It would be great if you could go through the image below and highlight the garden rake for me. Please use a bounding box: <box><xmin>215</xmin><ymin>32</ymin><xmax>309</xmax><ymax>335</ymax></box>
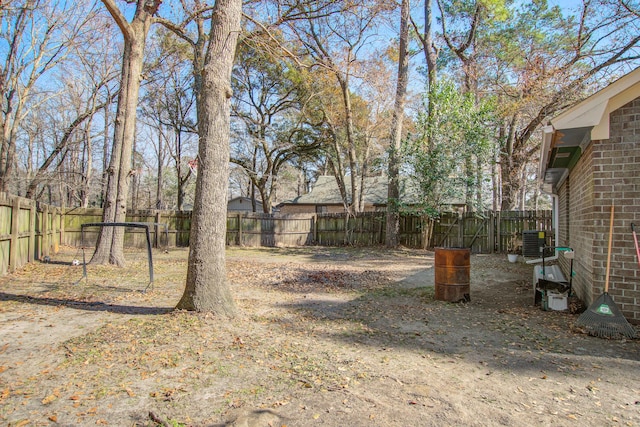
<box><xmin>575</xmin><ymin>205</ymin><xmax>636</xmax><ymax>339</ymax></box>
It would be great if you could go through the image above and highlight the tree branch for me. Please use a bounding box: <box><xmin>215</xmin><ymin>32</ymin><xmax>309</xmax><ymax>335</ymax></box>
<box><xmin>100</xmin><ymin>0</ymin><xmax>133</xmax><ymax>41</ymax></box>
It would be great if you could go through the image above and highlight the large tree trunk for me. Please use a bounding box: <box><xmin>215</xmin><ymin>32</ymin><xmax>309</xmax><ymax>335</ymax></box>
<box><xmin>386</xmin><ymin>0</ymin><xmax>410</xmax><ymax>248</ymax></box>
<box><xmin>156</xmin><ymin>131</ymin><xmax>164</xmax><ymax>209</ymax></box>
<box><xmin>92</xmin><ymin>0</ymin><xmax>159</xmax><ymax>266</ymax></box>
<box><xmin>338</xmin><ymin>76</ymin><xmax>360</xmax><ymax>213</ymax></box>
<box><xmin>499</xmin><ymin>114</ymin><xmax>523</xmax><ymax>211</ymax></box>
<box><xmin>101</xmin><ymin>90</ymin><xmax>111</xmax><ymax>207</ymax></box>
<box><xmin>82</xmin><ymin>114</ymin><xmax>93</xmax><ymax>208</ymax></box>
<box><xmin>176</xmin><ymin>0</ymin><xmax>241</xmax><ymax>315</ymax></box>
<box><xmin>420</xmin><ymin>0</ymin><xmax>438</xmax><ymax>130</ymax></box>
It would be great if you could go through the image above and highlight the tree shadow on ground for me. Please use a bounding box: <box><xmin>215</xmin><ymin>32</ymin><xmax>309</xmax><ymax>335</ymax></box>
<box><xmin>276</xmin><ymin>279</ymin><xmax>640</xmax><ymax>375</ymax></box>
<box><xmin>0</xmin><ymin>291</ymin><xmax>173</xmax><ymax>315</ymax></box>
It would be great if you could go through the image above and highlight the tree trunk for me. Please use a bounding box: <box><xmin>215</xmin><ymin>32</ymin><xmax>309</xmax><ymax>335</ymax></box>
<box><xmin>475</xmin><ymin>155</ymin><xmax>482</xmax><ymax>211</ymax></box>
<box><xmin>156</xmin><ymin>130</ymin><xmax>163</xmax><ymax>209</ymax></box>
<box><xmin>130</xmin><ymin>135</ymin><xmax>139</xmax><ymax>210</ymax></box>
<box><xmin>176</xmin><ymin>0</ymin><xmax>241</xmax><ymax>315</ymax></box>
<box><xmin>92</xmin><ymin>0</ymin><xmax>159</xmax><ymax>266</ymax></box>
<box><xmin>386</xmin><ymin>0</ymin><xmax>410</xmax><ymax>248</ymax></box>
<box><xmin>92</xmin><ymin>33</ymin><xmax>143</xmax><ymax>265</ymax></box>
<box><xmin>499</xmin><ymin>114</ymin><xmax>522</xmax><ymax>211</ymax></box>
<box><xmin>338</xmin><ymin>76</ymin><xmax>360</xmax><ymax>213</ymax></box>
<box><xmin>82</xmin><ymin>115</ymin><xmax>93</xmax><ymax>208</ymax></box>
<box><xmin>101</xmin><ymin>90</ymin><xmax>111</xmax><ymax>207</ymax></box>
<box><xmin>422</xmin><ymin>0</ymin><xmax>438</xmax><ymax>136</ymax></box>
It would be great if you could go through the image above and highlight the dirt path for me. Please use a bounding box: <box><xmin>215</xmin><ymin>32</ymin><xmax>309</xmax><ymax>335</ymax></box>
<box><xmin>0</xmin><ymin>247</ymin><xmax>639</xmax><ymax>426</ymax></box>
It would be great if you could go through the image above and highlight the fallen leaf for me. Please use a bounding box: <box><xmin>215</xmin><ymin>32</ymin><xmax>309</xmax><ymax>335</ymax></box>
<box><xmin>49</xmin><ymin>415</ymin><xmax>58</xmax><ymax>422</ymax></box>
<box><xmin>42</xmin><ymin>394</ymin><xmax>57</xmax><ymax>405</ymax></box>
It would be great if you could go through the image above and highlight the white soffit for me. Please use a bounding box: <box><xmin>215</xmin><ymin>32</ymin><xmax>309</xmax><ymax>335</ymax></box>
<box><xmin>551</xmin><ymin>68</ymin><xmax>640</xmax><ymax>139</ymax></box>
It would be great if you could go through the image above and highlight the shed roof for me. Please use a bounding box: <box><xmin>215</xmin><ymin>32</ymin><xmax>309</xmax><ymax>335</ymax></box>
<box><xmin>291</xmin><ymin>175</ymin><xmax>420</xmax><ymax>205</ymax></box>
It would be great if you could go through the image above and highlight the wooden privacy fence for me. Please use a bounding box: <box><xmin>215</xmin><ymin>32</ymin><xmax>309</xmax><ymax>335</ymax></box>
<box><xmin>63</xmin><ymin>208</ymin><xmax>185</xmax><ymax>249</ymax></box>
<box><xmin>61</xmin><ymin>209</ymin><xmax>554</xmax><ymax>252</ymax></box>
<box><xmin>0</xmin><ymin>195</ymin><xmax>554</xmax><ymax>277</ymax></box>
<box><xmin>224</xmin><ymin>210</ymin><xmax>552</xmax><ymax>253</ymax></box>
<box><xmin>225</xmin><ymin>213</ymin><xmax>314</xmax><ymax>247</ymax></box>
<box><xmin>432</xmin><ymin>210</ymin><xmax>554</xmax><ymax>253</ymax></box>
<box><xmin>0</xmin><ymin>193</ymin><xmax>62</xmax><ymax>275</ymax></box>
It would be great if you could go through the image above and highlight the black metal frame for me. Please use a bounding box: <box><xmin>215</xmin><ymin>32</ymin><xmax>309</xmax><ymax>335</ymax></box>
<box><xmin>80</xmin><ymin>222</ymin><xmax>154</xmax><ymax>290</ymax></box>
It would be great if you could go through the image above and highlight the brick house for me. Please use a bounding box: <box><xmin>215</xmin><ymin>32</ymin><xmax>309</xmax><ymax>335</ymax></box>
<box><xmin>539</xmin><ymin>68</ymin><xmax>640</xmax><ymax>323</ymax></box>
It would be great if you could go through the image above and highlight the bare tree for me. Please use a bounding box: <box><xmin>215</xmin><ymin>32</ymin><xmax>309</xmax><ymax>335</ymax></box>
<box><xmin>386</xmin><ymin>0</ymin><xmax>410</xmax><ymax>247</ymax></box>
<box><xmin>141</xmin><ymin>33</ymin><xmax>197</xmax><ymax>211</ymax></box>
<box><xmin>24</xmin><ymin>81</ymin><xmax>117</xmax><ymax>200</ymax></box>
<box><xmin>287</xmin><ymin>0</ymin><xmax>393</xmax><ymax>213</ymax></box>
<box><xmin>0</xmin><ymin>0</ymin><xmax>91</xmax><ymax>193</ymax></box>
<box><xmin>172</xmin><ymin>0</ymin><xmax>243</xmax><ymax>315</ymax></box>
<box><xmin>91</xmin><ymin>0</ymin><xmax>161</xmax><ymax>266</ymax></box>
<box><xmin>230</xmin><ymin>40</ymin><xmax>322</xmax><ymax>213</ymax></box>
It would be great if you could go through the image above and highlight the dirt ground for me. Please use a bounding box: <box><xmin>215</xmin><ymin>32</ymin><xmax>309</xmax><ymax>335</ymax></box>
<box><xmin>0</xmin><ymin>246</ymin><xmax>639</xmax><ymax>427</ymax></box>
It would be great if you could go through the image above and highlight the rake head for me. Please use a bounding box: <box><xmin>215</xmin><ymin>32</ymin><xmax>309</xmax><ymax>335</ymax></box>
<box><xmin>575</xmin><ymin>293</ymin><xmax>636</xmax><ymax>339</ymax></box>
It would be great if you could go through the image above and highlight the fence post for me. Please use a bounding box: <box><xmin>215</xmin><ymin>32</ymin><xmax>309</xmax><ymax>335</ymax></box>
<box><xmin>488</xmin><ymin>211</ymin><xmax>494</xmax><ymax>254</ymax></box>
<box><xmin>237</xmin><ymin>213</ymin><xmax>242</xmax><ymax>246</ymax></box>
<box><xmin>312</xmin><ymin>214</ymin><xmax>318</xmax><ymax>244</ymax></box>
<box><xmin>496</xmin><ymin>211</ymin><xmax>502</xmax><ymax>253</ymax></box>
<box><xmin>59</xmin><ymin>207</ymin><xmax>65</xmax><ymax>249</ymax></box>
<box><xmin>9</xmin><ymin>196</ymin><xmax>20</xmax><ymax>273</ymax></box>
<box><xmin>42</xmin><ymin>204</ymin><xmax>49</xmax><ymax>258</ymax></box>
<box><xmin>29</xmin><ymin>200</ymin><xmax>36</xmax><ymax>261</ymax></box>
<box><xmin>155</xmin><ymin>211</ymin><xmax>161</xmax><ymax>248</ymax></box>
<box><xmin>458</xmin><ymin>210</ymin><xmax>464</xmax><ymax>248</ymax></box>
<box><xmin>53</xmin><ymin>207</ymin><xmax>59</xmax><ymax>253</ymax></box>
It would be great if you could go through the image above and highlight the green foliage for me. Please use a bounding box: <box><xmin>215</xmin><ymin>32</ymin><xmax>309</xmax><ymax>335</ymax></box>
<box><xmin>407</xmin><ymin>80</ymin><xmax>496</xmax><ymax>217</ymax></box>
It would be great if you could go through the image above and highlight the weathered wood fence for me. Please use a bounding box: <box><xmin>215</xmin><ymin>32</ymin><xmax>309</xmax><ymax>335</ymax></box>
<box><xmin>0</xmin><ymin>193</ymin><xmax>553</xmax><ymax>274</ymax></box>
<box><xmin>431</xmin><ymin>210</ymin><xmax>554</xmax><ymax>253</ymax></box>
<box><xmin>62</xmin><ymin>209</ymin><xmax>553</xmax><ymax>253</ymax></box>
<box><xmin>0</xmin><ymin>193</ymin><xmax>62</xmax><ymax>275</ymax></box>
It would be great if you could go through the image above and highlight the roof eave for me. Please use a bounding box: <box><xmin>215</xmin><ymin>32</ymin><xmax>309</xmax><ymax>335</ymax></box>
<box><xmin>540</xmin><ymin>67</ymin><xmax>640</xmax><ymax>193</ymax></box>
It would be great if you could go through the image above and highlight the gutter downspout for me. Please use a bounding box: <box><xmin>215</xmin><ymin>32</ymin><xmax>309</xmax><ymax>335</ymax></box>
<box><xmin>527</xmin><ymin>124</ymin><xmax>559</xmax><ymax>265</ymax></box>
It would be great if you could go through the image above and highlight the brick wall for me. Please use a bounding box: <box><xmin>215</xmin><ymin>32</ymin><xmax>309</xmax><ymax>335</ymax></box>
<box><xmin>558</xmin><ymin>96</ymin><xmax>640</xmax><ymax>322</ymax></box>
<box><xmin>594</xmin><ymin>97</ymin><xmax>640</xmax><ymax>322</ymax></box>
<box><xmin>561</xmin><ymin>143</ymin><xmax>596</xmax><ymax>305</ymax></box>
<box><xmin>568</xmin><ymin>98</ymin><xmax>640</xmax><ymax>323</ymax></box>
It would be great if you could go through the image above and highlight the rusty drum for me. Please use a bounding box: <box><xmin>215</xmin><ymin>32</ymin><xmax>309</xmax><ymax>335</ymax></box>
<box><xmin>434</xmin><ymin>248</ymin><xmax>470</xmax><ymax>302</ymax></box>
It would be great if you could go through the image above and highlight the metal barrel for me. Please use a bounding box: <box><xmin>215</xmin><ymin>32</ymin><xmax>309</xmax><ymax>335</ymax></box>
<box><xmin>434</xmin><ymin>247</ymin><xmax>470</xmax><ymax>302</ymax></box>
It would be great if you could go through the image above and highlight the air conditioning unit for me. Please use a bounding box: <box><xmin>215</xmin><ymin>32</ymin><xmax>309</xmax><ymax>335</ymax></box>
<box><xmin>523</xmin><ymin>230</ymin><xmax>546</xmax><ymax>257</ymax></box>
